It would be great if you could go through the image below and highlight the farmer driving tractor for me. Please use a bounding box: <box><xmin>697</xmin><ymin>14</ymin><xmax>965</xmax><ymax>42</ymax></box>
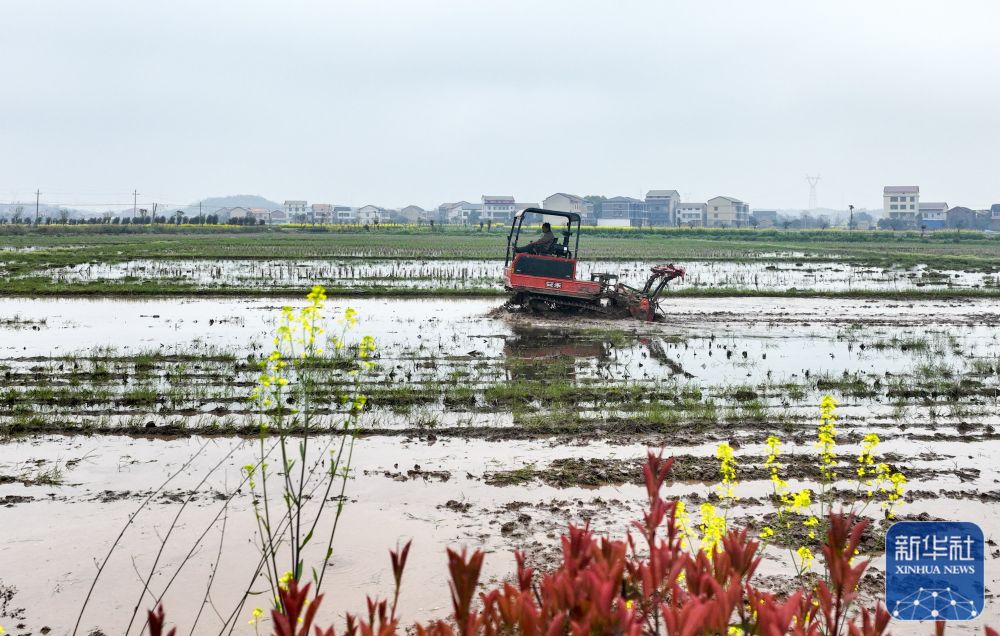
<box><xmin>503</xmin><ymin>208</ymin><xmax>685</xmax><ymax>321</ymax></box>
<box><xmin>514</xmin><ymin>222</ymin><xmax>556</xmax><ymax>254</ymax></box>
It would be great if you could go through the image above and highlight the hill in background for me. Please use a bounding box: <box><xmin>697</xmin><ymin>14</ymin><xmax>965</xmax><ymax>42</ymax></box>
<box><xmin>186</xmin><ymin>194</ymin><xmax>282</xmax><ymax>214</ymax></box>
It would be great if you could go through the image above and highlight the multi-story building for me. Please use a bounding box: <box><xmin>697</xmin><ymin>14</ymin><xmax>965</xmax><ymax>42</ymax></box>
<box><xmin>334</xmin><ymin>206</ymin><xmax>356</xmax><ymax>223</ymax></box>
<box><xmin>883</xmin><ymin>186</ymin><xmax>919</xmax><ymax>227</ymax></box>
<box><xmin>991</xmin><ymin>204</ymin><xmax>1000</xmax><ymax>231</ymax></box>
<box><xmin>644</xmin><ymin>190</ymin><xmax>680</xmax><ymax>226</ymax></box>
<box><xmin>600</xmin><ymin>196</ymin><xmax>646</xmax><ymax>227</ymax></box>
<box><xmin>541</xmin><ymin>193</ymin><xmax>595</xmax><ymax>225</ymax></box>
<box><xmin>676</xmin><ymin>203</ymin><xmax>707</xmax><ymax>227</ymax></box>
<box><xmin>752</xmin><ymin>209</ymin><xmax>778</xmax><ymax>228</ymax></box>
<box><xmin>283</xmin><ymin>200</ymin><xmax>308</xmax><ymax>219</ymax></box>
<box><xmin>918</xmin><ymin>202</ymin><xmax>948</xmax><ymax>229</ymax></box>
<box><xmin>706</xmin><ymin>196</ymin><xmax>750</xmax><ymax>227</ymax></box>
<box><xmin>310</xmin><ymin>203</ymin><xmax>333</xmax><ymax>223</ymax></box>
<box><xmin>481</xmin><ymin>196</ymin><xmax>515</xmax><ymax>223</ymax></box>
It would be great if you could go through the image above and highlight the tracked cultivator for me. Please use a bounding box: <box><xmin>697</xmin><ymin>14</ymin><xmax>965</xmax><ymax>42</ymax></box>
<box><xmin>502</xmin><ymin>208</ymin><xmax>685</xmax><ymax>321</ymax></box>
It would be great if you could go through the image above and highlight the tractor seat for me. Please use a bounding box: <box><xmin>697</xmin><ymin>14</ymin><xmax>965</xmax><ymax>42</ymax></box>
<box><xmin>548</xmin><ymin>243</ymin><xmax>570</xmax><ymax>258</ymax></box>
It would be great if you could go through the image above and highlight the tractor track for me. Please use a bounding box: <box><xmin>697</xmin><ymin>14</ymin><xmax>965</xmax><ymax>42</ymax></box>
<box><xmin>502</xmin><ymin>293</ymin><xmax>630</xmax><ymax>319</ymax></box>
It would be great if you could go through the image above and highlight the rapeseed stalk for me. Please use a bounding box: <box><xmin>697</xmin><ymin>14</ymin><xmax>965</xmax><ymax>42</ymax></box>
<box><xmin>850</xmin><ymin>432</ymin><xmax>907</xmax><ymax>520</ymax></box>
<box><xmin>698</xmin><ymin>441</ymin><xmax>739</xmax><ymax>555</ymax></box>
<box><xmin>759</xmin><ymin>396</ymin><xmax>907</xmax><ymax>579</ymax></box>
<box><xmin>244</xmin><ymin>285</ymin><xmax>375</xmax><ymax>605</ymax></box>
<box><xmin>816</xmin><ymin>395</ymin><xmax>838</xmax><ymax>509</ymax></box>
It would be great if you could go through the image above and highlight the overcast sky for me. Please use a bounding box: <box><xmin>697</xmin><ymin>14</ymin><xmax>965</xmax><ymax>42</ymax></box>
<box><xmin>2</xmin><ymin>0</ymin><xmax>998</xmax><ymax>211</ymax></box>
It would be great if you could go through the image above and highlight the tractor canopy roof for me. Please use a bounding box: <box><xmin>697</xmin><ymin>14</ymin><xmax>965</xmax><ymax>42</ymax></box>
<box><xmin>516</xmin><ymin>207</ymin><xmax>581</xmax><ymax>223</ymax></box>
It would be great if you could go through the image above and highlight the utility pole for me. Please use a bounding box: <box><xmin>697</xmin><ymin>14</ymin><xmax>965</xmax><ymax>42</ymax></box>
<box><xmin>849</xmin><ymin>204</ymin><xmax>855</xmax><ymax>232</ymax></box>
<box><xmin>35</xmin><ymin>189</ymin><xmax>41</xmax><ymax>224</ymax></box>
<box><xmin>133</xmin><ymin>189</ymin><xmax>139</xmax><ymax>218</ymax></box>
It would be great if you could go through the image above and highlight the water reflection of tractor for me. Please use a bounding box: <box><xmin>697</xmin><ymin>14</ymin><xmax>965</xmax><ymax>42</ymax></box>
<box><xmin>502</xmin><ymin>208</ymin><xmax>685</xmax><ymax>321</ymax></box>
<box><xmin>502</xmin><ymin>326</ymin><xmax>613</xmax><ymax>383</ymax></box>
<box><xmin>504</xmin><ymin>329</ymin><xmax>611</xmax><ymax>360</ymax></box>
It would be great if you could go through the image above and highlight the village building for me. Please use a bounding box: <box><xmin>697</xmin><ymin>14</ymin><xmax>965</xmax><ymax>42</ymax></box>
<box><xmin>883</xmin><ymin>186</ymin><xmax>919</xmax><ymax>228</ymax></box>
<box><xmin>706</xmin><ymin>196</ymin><xmax>750</xmax><ymax>227</ymax></box>
<box><xmin>644</xmin><ymin>190</ymin><xmax>680</xmax><ymax>226</ymax></box>
<box><xmin>917</xmin><ymin>202</ymin><xmax>948</xmax><ymax>229</ymax></box>
<box><xmin>481</xmin><ymin>196</ymin><xmax>515</xmax><ymax>223</ymax></box>
<box><xmin>600</xmin><ymin>196</ymin><xmax>646</xmax><ymax>227</ymax></box>
<box><xmin>399</xmin><ymin>205</ymin><xmax>428</xmax><ymax>223</ymax></box>
<box><xmin>676</xmin><ymin>202</ymin><xmax>707</xmax><ymax>227</ymax></box>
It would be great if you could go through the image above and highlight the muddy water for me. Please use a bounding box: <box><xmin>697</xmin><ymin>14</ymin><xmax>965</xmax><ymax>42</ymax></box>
<box><xmin>2</xmin><ymin>297</ymin><xmax>997</xmax><ymax>378</ymax></box>
<box><xmin>39</xmin><ymin>258</ymin><xmax>1000</xmax><ymax>291</ymax></box>
<box><xmin>2</xmin><ymin>433</ymin><xmax>999</xmax><ymax>633</ymax></box>
<box><xmin>1</xmin><ymin>296</ymin><xmax>999</xmax><ymax>632</ymax></box>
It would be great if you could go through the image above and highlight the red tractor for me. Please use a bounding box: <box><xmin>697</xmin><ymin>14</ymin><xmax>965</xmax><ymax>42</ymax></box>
<box><xmin>502</xmin><ymin>208</ymin><xmax>685</xmax><ymax>321</ymax></box>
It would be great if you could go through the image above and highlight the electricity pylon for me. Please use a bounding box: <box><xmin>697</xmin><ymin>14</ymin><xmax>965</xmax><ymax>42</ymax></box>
<box><xmin>805</xmin><ymin>175</ymin><xmax>820</xmax><ymax>210</ymax></box>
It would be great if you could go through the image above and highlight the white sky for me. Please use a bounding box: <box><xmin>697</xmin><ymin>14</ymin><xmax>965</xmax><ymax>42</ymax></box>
<box><xmin>2</xmin><ymin>0</ymin><xmax>998</xmax><ymax>210</ymax></box>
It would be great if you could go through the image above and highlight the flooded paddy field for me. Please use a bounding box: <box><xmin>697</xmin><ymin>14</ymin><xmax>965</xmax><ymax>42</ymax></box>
<box><xmin>1</xmin><ymin>294</ymin><xmax>999</xmax><ymax>632</ymax></box>
<box><xmin>35</xmin><ymin>258</ymin><xmax>1000</xmax><ymax>294</ymax></box>
<box><xmin>4</xmin><ymin>229</ymin><xmax>1000</xmax><ymax>300</ymax></box>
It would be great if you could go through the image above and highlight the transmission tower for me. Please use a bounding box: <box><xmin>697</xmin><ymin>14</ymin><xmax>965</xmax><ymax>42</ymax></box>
<box><xmin>805</xmin><ymin>175</ymin><xmax>820</xmax><ymax>210</ymax></box>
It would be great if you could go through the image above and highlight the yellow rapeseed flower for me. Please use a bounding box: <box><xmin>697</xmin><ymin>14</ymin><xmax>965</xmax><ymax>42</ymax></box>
<box><xmin>699</xmin><ymin>502</ymin><xmax>727</xmax><ymax>554</ymax></box>
<box><xmin>715</xmin><ymin>441</ymin><xmax>738</xmax><ymax>500</ymax></box>
<box><xmin>674</xmin><ymin>500</ymin><xmax>694</xmax><ymax>542</ymax></box>
<box><xmin>816</xmin><ymin>395</ymin><xmax>838</xmax><ymax>481</ymax></box>
<box><xmin>797</xmin><ymin>546</ymin><xmax>815</xmax><ymax>571</ymax></box>
<box><xmin>248</xmin><ymin>606</ymin><xmax>264</xmax><ymax>625</ymax></box>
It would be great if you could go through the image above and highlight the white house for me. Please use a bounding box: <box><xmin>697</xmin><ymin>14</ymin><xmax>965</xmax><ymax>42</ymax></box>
<box><xmin>883</xmin><ymin>186</ymin><xmax>919</xmax><ymax>227</ymax></box>
<box><xmin>448</xmin><ymin>202</ymin><xmax>482</xmax><ymax>224</ymax></box>
<box><xmin>676</xmin><ymin>203</ymin><xmax>707</xmax><ymax>227</ymax></box>
<box><xmin>436</xmin><ymin>201</ymin><xmax>468</xmax><ymax>223</ymax></box>
<box><xmin>283</xmin><ymin>200</ymin><xmax>308</xmax><ymax>218</ymax></box>
<box><xmin>706</xmin><ymin>196</ymin><xmax>750</xmax><ymax>227</ymax></box>
<box><xmin>481</xmin><ymin>196</ymin><xmax>515</xmax><ymax>222</ymax></box>
<box><xmin>357</xmin><ymin>205</ymin><xmax>391</xmax><ymax>224</ymax></box>
<box><xmin>334</xmin><ymin>206</ymin><xmax>357</xmax><ymax>223</ymax></box>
